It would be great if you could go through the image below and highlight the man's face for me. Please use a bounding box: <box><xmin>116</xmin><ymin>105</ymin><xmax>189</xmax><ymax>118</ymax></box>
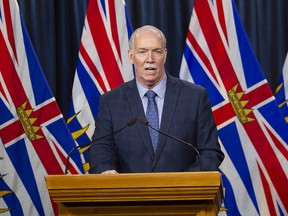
<box><xmin>128</xmin><ymin>29</ymin><xmax>167</xmax><ymax>89</ymax></box>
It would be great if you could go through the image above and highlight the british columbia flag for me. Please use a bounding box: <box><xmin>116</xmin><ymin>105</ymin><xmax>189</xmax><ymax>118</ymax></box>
<box><xmin>275</xmin><ymin>53</ymin><xmax>288</xmax><ymax>122</ymax></box>
<box><xmin>67</xmin><ymin>0</ymin><xmax>134</xmax><ymax>172</ymax></box>
<box><xmin>0</xmin><ymin>0</ymin><xmax>83</xmax><ymax>215</ymax></box>
<box><xmin>180</xmin><ymin>0</ymin><xmax>288</xmax><ymax>215</ymax></box>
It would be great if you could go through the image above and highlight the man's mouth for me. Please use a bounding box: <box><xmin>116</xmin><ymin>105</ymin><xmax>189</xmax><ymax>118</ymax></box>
<box><xmin>144</xmin><ymin>64</ymin><xmax>157</xmax><ymax>71</ymax></box>
<box><xmin>145</xmin><ymin>67</ymin><xmax>156</xmax><ymax>71</ymax></box>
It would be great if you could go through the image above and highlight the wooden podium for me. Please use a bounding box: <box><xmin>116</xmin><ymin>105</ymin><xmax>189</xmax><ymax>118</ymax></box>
<box><xmin>46</xmin><ymin>172</ymin><xmax>223</xmax><ymax>216</ymax></box>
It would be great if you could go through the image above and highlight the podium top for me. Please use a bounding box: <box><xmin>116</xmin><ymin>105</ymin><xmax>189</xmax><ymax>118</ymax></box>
<box><xmin>46</xmin><ymin>172</ymin><xmax>224</xmax><ymax>215</ymax></box>
<box><xmin>46</xmin><ymin>172</ymin><xmax>223</xmax><ymax>205</ymax></box>
<box><xmin>46</xmin><ymin>171</ymin><xmax>221</xmax><ymax>189</ymax></box>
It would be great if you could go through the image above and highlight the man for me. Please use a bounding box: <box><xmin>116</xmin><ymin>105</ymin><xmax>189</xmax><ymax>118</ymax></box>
<box><xmin>88</xmin><ymin>25</ymin><xmax>224</xmax><ymax>174</ymax></box>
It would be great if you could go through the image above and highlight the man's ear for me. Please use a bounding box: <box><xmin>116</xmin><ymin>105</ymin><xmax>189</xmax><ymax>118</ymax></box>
<box><xmin>163</xmin><ymin>48</ymin><xmax>168</xmax><ymax>64</ymax></box>
<box><xmin>128</xmin><ymin>49</ymin><xmax>134</xmax><ymax>64</ymax></box>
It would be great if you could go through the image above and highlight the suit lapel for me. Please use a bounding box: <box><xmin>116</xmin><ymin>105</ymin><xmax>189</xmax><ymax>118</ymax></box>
<box><xmin>126</xmin><ymin>80</ymin><xmax>155</xmax><ymax>160</ymax></box>
<box><xmin>152</xmin><ymin>75</ymin><xmax>180</xmax><ymax>168</ymax></box>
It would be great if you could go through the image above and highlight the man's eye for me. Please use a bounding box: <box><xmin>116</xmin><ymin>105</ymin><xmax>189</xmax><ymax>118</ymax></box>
<box><xmin>138</xmin><ymin>50</ymin><xmax>147</xmax><ymax>55</ymax></box>
<box><xmin>154</xmin><ymin>50</ymin><xmax>163</xmax><ymax>55</ymax></box>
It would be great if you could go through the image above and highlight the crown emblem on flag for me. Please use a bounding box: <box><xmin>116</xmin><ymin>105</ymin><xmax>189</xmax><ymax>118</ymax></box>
<box><xmin>17</xmin><ymin>101</ymin><xmax>43</xmax><ymax>141</ymax></box>
<box><xmin>227</xmin><ymin>84</ymin><xmax>254</xmax><ymax>123</ymax></box>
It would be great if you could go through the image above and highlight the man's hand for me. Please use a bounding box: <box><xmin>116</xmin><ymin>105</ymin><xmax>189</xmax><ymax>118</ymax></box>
<box><xmin>101</xmin><ymin>169</ymin><xmax>119</xmax><ymax>174</ymax></box>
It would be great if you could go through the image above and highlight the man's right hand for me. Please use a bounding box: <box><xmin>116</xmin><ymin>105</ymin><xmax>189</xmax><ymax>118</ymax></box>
<box><xmin>101</xmin><ymin>170</ymin><xmax>118</xmax><ymax>174</ymax></box>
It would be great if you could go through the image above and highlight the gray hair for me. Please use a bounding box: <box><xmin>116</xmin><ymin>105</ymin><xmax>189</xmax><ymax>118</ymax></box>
<box><xmin>129</xmin><ymin>25</ymin><xmax>167</xmax><ymax>50</ymax></box>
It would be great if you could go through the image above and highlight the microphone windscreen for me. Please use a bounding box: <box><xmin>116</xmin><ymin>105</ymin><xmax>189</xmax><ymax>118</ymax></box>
<box><xmin>127</xmin><ymin>117</ymin><xmax>137</xmax><ymax>126</ymax></box>
<box><xmin>139</xmin><ymin>116</ymin><xmax>148</xmax><ymax>125</ymax></box>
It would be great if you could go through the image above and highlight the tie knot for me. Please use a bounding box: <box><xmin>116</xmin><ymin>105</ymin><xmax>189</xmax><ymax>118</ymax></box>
<box><xmin>145</xmin><ymin>90</ymin><xmax>157</xmax><ymax>99</ymax></box>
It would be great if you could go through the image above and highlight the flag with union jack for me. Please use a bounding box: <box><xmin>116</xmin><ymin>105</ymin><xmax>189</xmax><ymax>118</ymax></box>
<box><xmin>67</xmin><ymin>0</ymin><xmax>134</xmax><ymax>172</ymax></box>
<box><xmin>0</xmin><ymin>0</ymin><xmax>83</xmax><ymax>215</ymax></box>
<box><xmin>180</xmin><ymin>0</ymin><xmax>288</xmax><ymax>215</ymax></box>
<box><xmin>275</xmin><ymin>53</ymin><xmax>288</xmax><ymax>122</ymax></box>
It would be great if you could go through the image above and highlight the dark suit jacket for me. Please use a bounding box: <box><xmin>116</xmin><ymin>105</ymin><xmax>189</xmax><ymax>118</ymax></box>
<box><xmin>88</xmin><ymin>74</ymin><xmax>224</xmax><ymax>173</ymax></box>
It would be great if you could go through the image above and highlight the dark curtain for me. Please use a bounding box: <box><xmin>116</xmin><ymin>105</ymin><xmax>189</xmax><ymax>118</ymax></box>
<box><xmin>17</xmin><ymin>0</ymin><xmax>288</xmax><ymax>119</ymax></box>
<box><xmin>235</xmin><ymin>0</ymin><xmax>288</xmax><ymax>92</ymax></box>
<box><xmin>17</xmin><ymin>0</ymin><xmax>88</xmax><ymax>117</ymax></box>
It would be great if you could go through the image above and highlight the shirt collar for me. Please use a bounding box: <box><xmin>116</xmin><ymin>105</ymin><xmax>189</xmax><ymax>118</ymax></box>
<box><xmin>137</xmin><ymin>73</ymin><xmax>167</xmax><ymax>99</ymax></box>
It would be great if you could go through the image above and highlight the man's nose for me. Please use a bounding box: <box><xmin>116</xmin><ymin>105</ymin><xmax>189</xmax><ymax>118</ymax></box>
<box><xmin>146</xmin><ymin>50</ymin><xmax>154</xmax><ymax>62</ymax></box>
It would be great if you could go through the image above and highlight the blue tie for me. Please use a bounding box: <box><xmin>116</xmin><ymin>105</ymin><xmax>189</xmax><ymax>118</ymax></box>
<box><xmin>145</xmin><ymin>90</ymin><xmax>159</xmax><ymax>152</ymax></box>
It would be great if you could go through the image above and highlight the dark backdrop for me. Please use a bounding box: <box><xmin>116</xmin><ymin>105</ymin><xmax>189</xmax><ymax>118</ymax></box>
<box><xmin>17</xmin><ymin>0</ymin><xmax>288</xmax><ymax>119</ymax></box>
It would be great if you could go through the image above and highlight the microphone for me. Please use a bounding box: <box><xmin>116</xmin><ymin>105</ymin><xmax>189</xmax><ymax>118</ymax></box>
<box><xmin>139</xmin><ymin>116</ymin><xmax>204</xmax><ymax>171</ymax></box>
<box><xmin>64</xmin><ymin>117</ymin><xmax>137</xmax><ymax>174</ymax></box>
